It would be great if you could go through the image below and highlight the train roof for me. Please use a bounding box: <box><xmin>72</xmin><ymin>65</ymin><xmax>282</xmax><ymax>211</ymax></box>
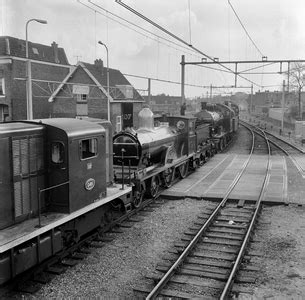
<box><xmin>0</xmin><ymin>121</ymin><xmax>44</xmax><ymax>135</ymax></box>
<box><xmin>33</xmin><ymin>118</ymin><xmax>105</xmax><ymax>138</ymax></box>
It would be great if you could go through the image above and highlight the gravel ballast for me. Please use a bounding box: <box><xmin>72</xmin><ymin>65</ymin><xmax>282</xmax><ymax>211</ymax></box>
<box><xmin>34</xmin><ymin>199</ymin><xmax>215</xmax><ymax>299</ymax></box>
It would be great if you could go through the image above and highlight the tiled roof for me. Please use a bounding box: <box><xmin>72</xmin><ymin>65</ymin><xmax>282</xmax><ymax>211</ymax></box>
<box><xmin>0</xmin><ymin>36</ymin><xmax>69</xmax><ymax>65</ymax></box>
<box><xmin>82</xmin><ymin>62</ymin><xmax>143</xmax><ymax>101</ymax></box>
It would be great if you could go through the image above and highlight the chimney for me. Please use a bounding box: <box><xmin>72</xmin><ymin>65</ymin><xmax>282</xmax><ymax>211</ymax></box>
<box><xmin>94</xmin><ymin>58</ymin><xmax>104</xmax><ymax>70</ymax></box>
<box><xmin>51</xmin><ymin>41</ymin><xmax>59</xmax><ymax>63</ymax></box>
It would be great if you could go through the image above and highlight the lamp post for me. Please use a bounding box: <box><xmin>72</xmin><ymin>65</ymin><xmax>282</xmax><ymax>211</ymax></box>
<box><xmin>26</xmin><ymin>18</ymin><xmax>47</xmax><ymax>120</ymax></box>
<box><xmin>98</xmin><ymin>41</ymin><xmax>110</xmax><ymax>122</ymax></box>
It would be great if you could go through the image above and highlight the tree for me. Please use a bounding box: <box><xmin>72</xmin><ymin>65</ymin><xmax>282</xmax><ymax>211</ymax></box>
<box><xmin>286</xmin><ymin>62</ymin><xmax>305</xmax><ymax>120</ymax></box>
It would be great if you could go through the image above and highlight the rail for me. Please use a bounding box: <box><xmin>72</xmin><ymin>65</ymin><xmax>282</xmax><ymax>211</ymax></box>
<box><xmin>220</xmin><ymin>122</ymin><xmax>271</xmax><ymax>299</ymax></box>
<box><xmin>146</xmin><ymin>119</ymin><xmax>263</xmax><ymax>300</ymax></box>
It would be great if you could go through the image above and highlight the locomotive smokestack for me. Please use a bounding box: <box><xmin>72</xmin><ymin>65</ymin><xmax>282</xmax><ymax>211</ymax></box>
<box><xmin>138</xmin><ymin>106</ymin><xmax>154</xmax><ymax>131</ymax></box>
<box><xmin>201</xmin><ymin>102</ymin><xmax>207</xmax><ymax>110</ymax></box>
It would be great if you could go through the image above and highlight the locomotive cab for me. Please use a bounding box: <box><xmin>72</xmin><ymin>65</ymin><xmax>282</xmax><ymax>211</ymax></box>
<box><xmin>41</xmin><ymin>119</ymin><xmax>107</xmax><ymax>213</ymax></box>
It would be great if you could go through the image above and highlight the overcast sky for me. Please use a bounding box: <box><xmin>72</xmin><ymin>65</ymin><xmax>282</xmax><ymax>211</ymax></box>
<box><xmin>1</xmin><ymin>0</ymin><xmax>305</xmax><ymax>98</ymax></box>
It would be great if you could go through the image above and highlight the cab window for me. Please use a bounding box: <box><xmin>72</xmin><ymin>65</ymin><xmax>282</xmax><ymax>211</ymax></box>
<box><xmin>51</xmin><ymin>142</ymin><xmax>64</xmax><ymax>164</ymax></box>
<box><xmin>80</xmin><ymin>138</ymin><xmax>98</xmax><ymax>159</ymax></box>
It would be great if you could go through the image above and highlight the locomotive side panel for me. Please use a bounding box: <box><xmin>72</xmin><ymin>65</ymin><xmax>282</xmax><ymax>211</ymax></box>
<box><xmin>44</xmin><ymin>119</ymin><xmax>107</xmax><ymax>213</ymax></box>
<box><xmin>46</xmin><ymin>126</ymin><xmax>69</xmax><ymax>213</ymax></box>
<box><xmin>69</xmin><ymin>133</ymin><xmax>106</xmax><ymax>212</ymax></box>
<box><xmin>82</xmin><ymin>118</ymin><xmax>113</xmax><ymax>185</ymax></box>
<box><xmin>195</xmin><ymin>123</ymin><xmax>210</xmax><ymax>145</ymax></box>
<box><xmin>0</xmin><ymin>137</ymin><xmax>13</xmax><ymax>229</ymax></box>
<box><xmin>0</xmin><ymin>123</ymin><xmax>46</xmax><ymax>229</ymax></box>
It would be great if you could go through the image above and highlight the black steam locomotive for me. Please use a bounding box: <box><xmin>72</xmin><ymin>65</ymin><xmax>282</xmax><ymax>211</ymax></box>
<box><xmin>113</xmin><ymin>102</ymin><xmax>239</xmax><ymax>204</ymax></box>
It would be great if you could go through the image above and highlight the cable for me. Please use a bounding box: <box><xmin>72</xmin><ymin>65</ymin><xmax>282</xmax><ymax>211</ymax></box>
<box><xmin>123</xmin><ymin>72</ymin><xmax>251</xmax><ymax>89</ymax></box>
<box><xmin>83</xmin><ymin>0</ymin><xmax>202</xmax><ymax>58</ymax></box>
<box><xmin>228</xmin><ymin>0</ymin><xmax>264</xmax><ymax>57</ymax></box>
<box><xmin>115</xmin><ymin>0</ymin><xmax>261</xmax><ymax>87</ymax></box>
<box><xmin>188</xmin><ymin>0</ymin><xmax>192</xmax><ymax>46</ymax></box>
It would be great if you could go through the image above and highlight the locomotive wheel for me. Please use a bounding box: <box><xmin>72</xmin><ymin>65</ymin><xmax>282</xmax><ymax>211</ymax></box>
<box><xmin>162</xmin><ymin>167</ymin><xmax>175</xmax><ymax>188</ymax></box>
<box><xmin>219</xmin><ymin>139</ymin><xmax>223</xmax><ymax>151</ymax></box>
<box><xmin>147</xmin><ymin>175</ymin><xmax>160</xmax><ymax>198</ymax></box>
<box><xmin>133</xmin><ymin>186</ymin><xmax>144</xmax><ymax>208</ymax></box>
<box><xmin>104</xmin><ymin>209</ymin><xmax>114</xmax><ymax>224</ymax></box>
<box><xmin>179</xmin><ymin>161</ymin><xmax>189</xmax><ymax>179</ymax></box>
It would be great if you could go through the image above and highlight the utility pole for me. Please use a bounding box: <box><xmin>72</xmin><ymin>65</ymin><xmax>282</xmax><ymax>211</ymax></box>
<box><xmin>281</xmin><ymin>80</ymin><xmax>285</xmax><ymax>133</ymax></box>
<box><xmin>250</xmin><ymin>85</ymin><xmax>253</xmax><ymax>114</ymax></box>
<box><xmin>147</xmin><ymin>78</ymin><xmax>151</xmax><ymax>104</ymax></box>
<box><xmin>210</xmin><ymin>84</ymin><xmax>212</xmax><ymax>99</ymax></box>
<box><xmin>181</xmin><ymin>55</ymin><xmax>185</xmax><ymax>106</ymax></box>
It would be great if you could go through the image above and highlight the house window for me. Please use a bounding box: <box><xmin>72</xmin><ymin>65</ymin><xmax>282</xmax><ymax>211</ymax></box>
<box><xmin>80</xmin><ymin>138</ymin><xmax>98</xmax><ymax>159</ymax></box>
<box><xmin>0</xmin><ymin>78</ymin><xmax>4</xmax><ymax>96</ymax></box>
<box><xmin>32</xmin><ymin>47</ymin><xmax>39</xmax><ymax>55</ymax></box>
<box><xmin>77</xmin><ymin>94</ymin><xmax>87</xmax><ymax>102</ymax></box>
<box><xmin>0</xmin><ymin>105</ymin><xmax>9</xmax><ymax>122</ymax></box>
<box><xmin>76</xmin><ymin>94</ymin><xmax>88</xmax><ymax>117</ymax></box>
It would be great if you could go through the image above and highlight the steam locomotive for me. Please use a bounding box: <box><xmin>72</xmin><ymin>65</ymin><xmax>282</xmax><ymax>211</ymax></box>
<box><xmin>113</xmin><ymin>102</ymin><xmax>239</xmax><ymax>204</ymax></box>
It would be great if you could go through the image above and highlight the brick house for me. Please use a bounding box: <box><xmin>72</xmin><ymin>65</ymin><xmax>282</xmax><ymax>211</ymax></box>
<box><xmin>144</xmin><ymin>94</ymin><xmax>182</xmax><ymax>115</ymax></box>
<box><xmin>0</xmin><ymin>36</ymin><xmax>70</xmax><ymax>121</ymax></box>
<box><xmin>48</xmin><ymin>59</ymin><xmax>144</xmax><ymax>131</ymax></box>
<box><xmin>0</xmin><ymin>36</ymin><xmax>144</xmax><ymax>129</ymax></box>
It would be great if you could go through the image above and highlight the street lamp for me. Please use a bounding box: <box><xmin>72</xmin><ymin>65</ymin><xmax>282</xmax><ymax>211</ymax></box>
<box><xmin>26</xmin><ymin>18</ymin><xmax>47</xmax><ymax>120</ymax></box>
<box><xmin>98</xmin><ymin>41</ymin><xmax>110</xmax><ymax>122</ymax></box>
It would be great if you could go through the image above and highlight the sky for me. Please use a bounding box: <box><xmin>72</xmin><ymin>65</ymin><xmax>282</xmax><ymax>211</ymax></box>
<box><xmin>1</xmin><ymin>0</ymin><xmax>305</xmax><ymax>98</ymax></box>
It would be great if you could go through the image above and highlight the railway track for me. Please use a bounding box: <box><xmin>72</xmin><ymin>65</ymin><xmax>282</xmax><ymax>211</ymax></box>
<box><xmin>134</xmin><ymin>122</ymin><xmax>272</xmax><ymax>299</ymax></box>
<box><xmin>241</xmin><ymin>120</ymin><xmax>305</xmax><ymax>177</ymax></box>
<box><xmin>264</xmin><ymin>130</ymin><xmax>304</xmax><ymax>156</ymax></box>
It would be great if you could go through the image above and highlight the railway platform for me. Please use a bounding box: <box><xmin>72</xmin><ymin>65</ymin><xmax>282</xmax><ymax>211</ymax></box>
<box><xmin>162</xmin><ymin>154</ymin><xmax>288</xmax><ymax>204</ymax></box>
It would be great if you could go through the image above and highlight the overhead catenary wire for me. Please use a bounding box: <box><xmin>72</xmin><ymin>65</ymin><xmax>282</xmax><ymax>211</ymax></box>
<box><xmin>228</xmin><ymin>0</ymin><xmax>264</xmax><ymax>57</ymax></box>
<box><xmin>80</xmin><ymin>0</ymin><xmax>202</xmax><ymax>59</ymax></box>
<box><xmin>188</xmin><ymin>0</ymin><xmax>192</xmax><ymax>46</ymax></box>
<box><xmin>115</xmin><ymin>0</ymin><xmax>262</xmax><ymax>88</ymax></box>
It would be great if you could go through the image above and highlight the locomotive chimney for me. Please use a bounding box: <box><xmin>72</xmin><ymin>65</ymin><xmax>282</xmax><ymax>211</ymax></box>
<box><xmin>201</xmin><ymin>102</ymin><xmax>207</xmax><ymax>110</ymax></box>
<box><xmin>138</xmin><ymin>106</ymin><xmax>154</xmax><ymax>131</ymax></box>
